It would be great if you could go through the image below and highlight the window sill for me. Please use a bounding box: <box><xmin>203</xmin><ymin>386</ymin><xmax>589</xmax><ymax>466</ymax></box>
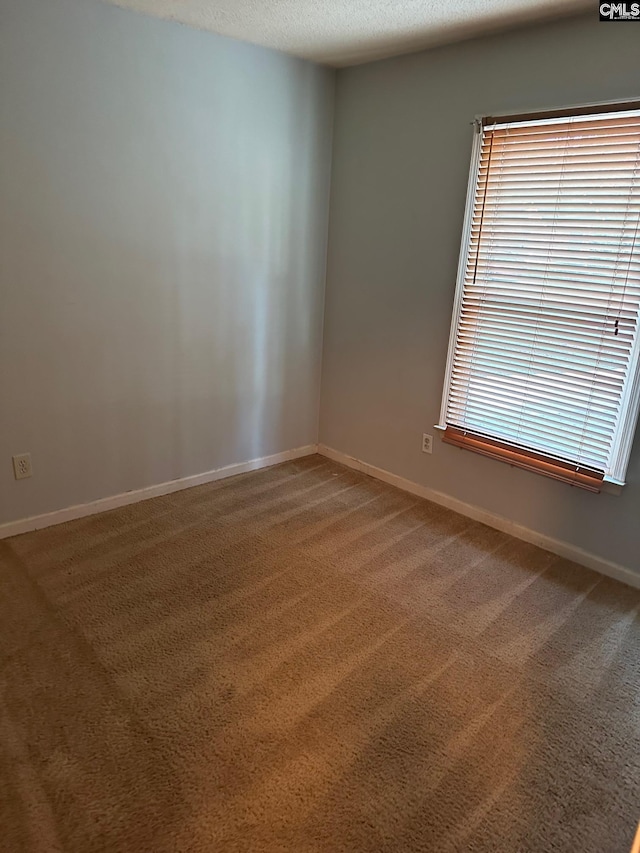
<box><xmin>435</xmin><ymin>425</ymin><xmax>615</xmax><ymax>494</ymax></box>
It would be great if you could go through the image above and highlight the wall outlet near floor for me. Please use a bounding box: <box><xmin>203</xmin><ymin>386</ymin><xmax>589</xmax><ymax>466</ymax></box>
<box><xmin>422</xmin><ymin>433</ymin><xmax>433</xmax><ymax>454</ymax></box>
<box><xmin>12</xmin><ymin>453</ymin><xmax>32</xmax><ymax>480</ymax></box>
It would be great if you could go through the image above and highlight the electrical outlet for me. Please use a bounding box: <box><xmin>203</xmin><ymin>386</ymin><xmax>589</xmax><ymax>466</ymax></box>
<box><xmin>422</xmin><ymin>434</ymin><xmax>433</xmax><ymax>454</ymax></box>
<box><xmin>12</xmin><ymin>453</ymin><xmax>32</xmax><ymax>480</ymax></box>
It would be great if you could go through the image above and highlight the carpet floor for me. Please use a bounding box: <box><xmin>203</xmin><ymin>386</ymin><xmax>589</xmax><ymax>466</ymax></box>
<box><xmin>0</xmin><ymin>454</ymin><xmax>639</xmax><ymax>852</ymax></box>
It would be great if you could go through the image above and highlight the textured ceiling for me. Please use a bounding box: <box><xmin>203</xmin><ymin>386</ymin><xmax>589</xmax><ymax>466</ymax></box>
<box><xmin>102</xmin><ymin>0</ymin><xmax>591</xmax><ymax>66</ymax></box>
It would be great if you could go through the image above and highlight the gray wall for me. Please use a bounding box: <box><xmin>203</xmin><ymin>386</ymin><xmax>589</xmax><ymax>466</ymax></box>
<box><xmin>0</xmin><ymin>0</ymin><xmax>334</xmax><ymax>525</ymax></box>
<box><xmin>321</xmin><ymin>14</ymin><xmax>640</xmax><ymax>573</ymax></box>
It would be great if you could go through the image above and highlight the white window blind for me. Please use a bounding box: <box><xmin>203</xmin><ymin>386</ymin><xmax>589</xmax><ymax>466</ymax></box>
<box><xmin>439</xmin><ymin>106</ymin><xmax>640</xmax><ymax>489</ymax></box>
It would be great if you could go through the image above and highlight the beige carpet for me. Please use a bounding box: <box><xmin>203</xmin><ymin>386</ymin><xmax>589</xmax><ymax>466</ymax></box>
<box><xmin>1</xmin><ymin>455</ymin><xmax>639</xmax><ymax>852</ymax></box>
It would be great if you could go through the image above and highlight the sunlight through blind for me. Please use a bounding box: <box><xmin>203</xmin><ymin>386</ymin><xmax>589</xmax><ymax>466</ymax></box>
<box><xmin>439</xmin><ymin>106</ymin><xmax>640</xmax><ymax>488</ymax></box>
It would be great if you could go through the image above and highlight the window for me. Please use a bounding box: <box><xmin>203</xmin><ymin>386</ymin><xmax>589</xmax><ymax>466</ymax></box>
<box><xmin>438</xmin><ymin>104</ymin><xmax>640</xmax><ymax>492</ymax></box>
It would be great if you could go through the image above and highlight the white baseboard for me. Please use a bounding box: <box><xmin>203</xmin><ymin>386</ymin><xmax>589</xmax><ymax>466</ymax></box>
<box><xmin>0</xmin><ymin>445</ymin><xmax>318</xmax><ymax>540</ymax></box>
<box><xmin>5</xmin><ymin>441</ymin><xmax>636</xmax><ymax>590</ymax></box>
<box><xmin>318</xmin><ymin>444</ymin><xmax>640</xmax><ymax>591</ymax></box>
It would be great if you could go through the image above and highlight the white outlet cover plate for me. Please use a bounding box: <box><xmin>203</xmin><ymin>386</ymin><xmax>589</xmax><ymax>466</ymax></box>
<box><xmin>12</xmin><ymin>453</ymin><xmax>32</xmax><ymax>480</ymax></box>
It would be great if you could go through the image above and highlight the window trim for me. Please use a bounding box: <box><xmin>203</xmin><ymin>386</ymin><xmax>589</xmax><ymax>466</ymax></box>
<box><xmin>436</xmin><ymin>102</ymin><xmax>640</xmax><ymax>492</ymax></box>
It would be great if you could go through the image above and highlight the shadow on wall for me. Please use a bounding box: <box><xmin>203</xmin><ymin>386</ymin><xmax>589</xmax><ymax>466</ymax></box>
<box><xmin>0</xmin><ymin>0</ymin><xmax>333</xmax><ymax>525</ymax></box>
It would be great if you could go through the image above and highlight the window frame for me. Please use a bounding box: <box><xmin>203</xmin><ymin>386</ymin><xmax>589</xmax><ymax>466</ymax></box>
<box><xmin>436</xmin><ymin>102</ymin><xmax>640</xmax><ymax>492</ymax></box>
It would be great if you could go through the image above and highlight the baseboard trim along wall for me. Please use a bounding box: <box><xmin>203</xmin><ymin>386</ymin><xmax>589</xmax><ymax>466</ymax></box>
<box><xmin>4</xmin><ymin>441</ymin><xmax>637</xmax><ymax>590</ymax></box>
<box><xmin>0</xmin><ymin>445</ymin><xmax>318</xmax><ymax>540</ymax></box>
<box><xmin>318</xmin><ymin>444</ymin><xmax>640</xmax><ymax>591</ymax></box>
